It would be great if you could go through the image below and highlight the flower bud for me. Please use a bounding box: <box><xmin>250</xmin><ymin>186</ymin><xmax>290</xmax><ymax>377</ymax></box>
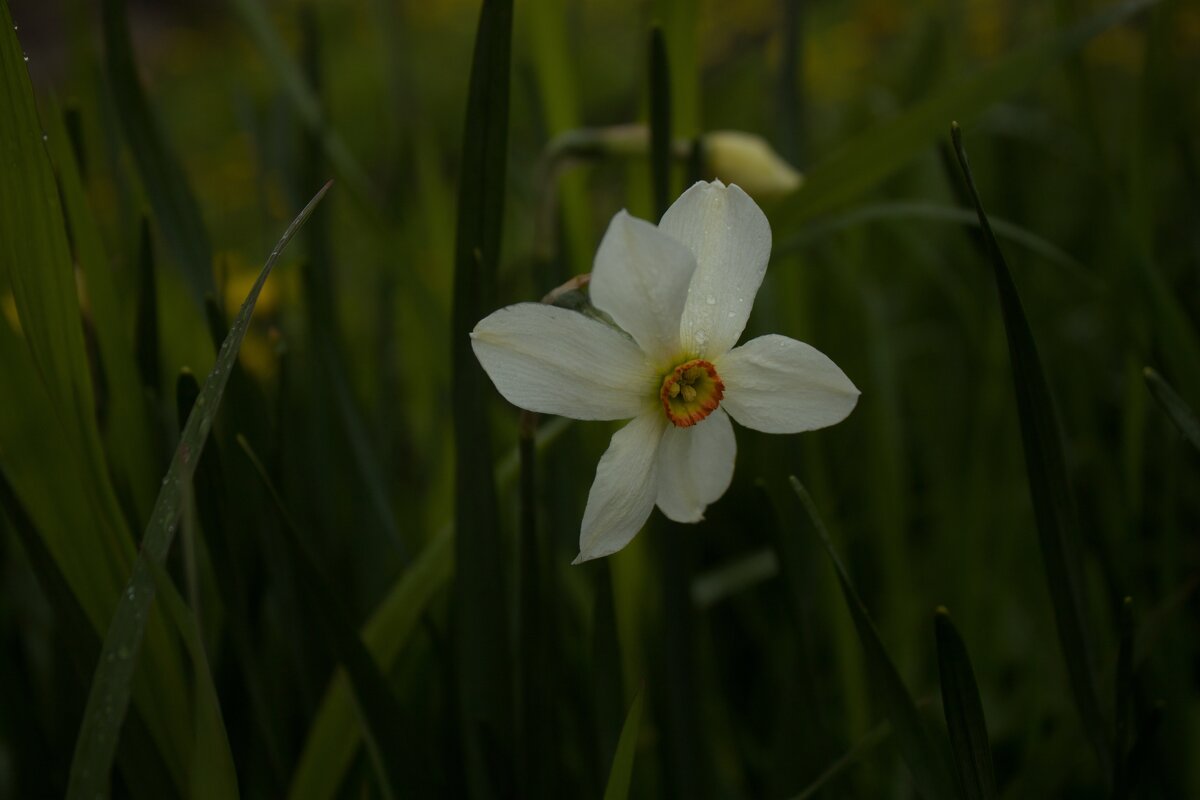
<box><xmin>702</xmin><ymin>131</ymin><xmax>803</xmax><ymax>200</ymax></box>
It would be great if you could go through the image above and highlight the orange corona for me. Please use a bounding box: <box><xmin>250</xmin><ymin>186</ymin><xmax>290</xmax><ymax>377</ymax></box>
<box><xmin>660</xmin><ymin>359</ymin><xmax>724</xmax><ymax>427</ymax></box>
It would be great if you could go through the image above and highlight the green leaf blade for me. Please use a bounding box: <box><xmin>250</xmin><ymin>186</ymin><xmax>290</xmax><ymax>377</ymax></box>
<box><xmin>934</xmin><ymin>609</ymin><xmax>997</xmax><ymax>800</ymax></box>
<box><xmin>602</xmin><ymin>685</ymin><xmax>646</xmax><ymax>800</ymax></box>
<box><xmin>949</xmin><ymin>123</ymin><xmax>1110</xmax><ymax>777</ymax></box>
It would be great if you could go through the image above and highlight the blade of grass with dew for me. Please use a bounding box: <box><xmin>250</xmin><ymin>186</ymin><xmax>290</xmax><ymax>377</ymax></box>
<box><xmin>287</xmin><ymin>417</ymin><xmax>570</xmax><ymax>800</ymax></box>
<box><xmin>770</xmin><ymin>0</ymin><xmax>1160</xmax><ymax>230</ymax></box>
<box><xmin>601</xmin><ymin>684</ymin><xmax>645</xmax><ymax>800</ymax></box>
<box><xmin>0</xmin><ymin>3</ymin><xmax>132</xmax><ymax>555</ymax></box>
<box><xmin>0</xmin><ymin>7</ymin><xmax>97</xmax><ymax>431</ymax></box>
<box><xmin>225</xmin><ymin>0</ymin><xmax>375</xmax><ymax>206</ymax></box>
<box><xmin>450</xmin><ymin>0</ymin><xmax>514</xmax><ymax>792</ymax></box>
<box><xmin>100</xmin><ymin>0</ymin><xmax>214</xmax><ymax>305</ymax></box>
<box><xmin>1143</xmin><ymin>367</ymin><xmax>1200</xmax><ymax>453</ymax></box>
<box><xmin>65</xmin><ymin>181</ymin><xmax>331</xmax><ymax>800</ymax></box>
<box><xmin>950</xmin><ymin>122</ymin><xmax>1110</xmax><ymax>776</ymax></box>
<box><xmin>790</xmin><ymin>477</ymin><xmax>956</xmax><ymax>800</ymax></box>
<box><xmin>237</xmin><ymin>435</ymin><xmax>411</xmax><ymax>799</ymax></box>
<box><xmin>146</xmin><ymin>556</ymin><xmax>239</xmax><ymax>799</ymax></box>
<box><xmin>44</xmin><ymin>97</ymin><xmax>159</xmax><ymax>520</ymax></box>
<box><xmin>934</xmin><ymin>608</ymin><xmax>997</xmax><ymax>800</ymax></box>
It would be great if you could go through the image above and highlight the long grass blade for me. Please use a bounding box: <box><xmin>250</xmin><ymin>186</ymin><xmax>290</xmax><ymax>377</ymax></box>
<box><xmin>934</xmin><ymin>608</ymin><xmax>997</xmax><ymax>800</ymax></box>
<box><xmin>790</xmin><ymin>477</ymin><xmax>955</xmax><ymax>800</ymax></box>
<box><xmin>65</xmin><ymin>181</ymin><xmax>331</xmax><ymax>800</ymax></box>
<box><xmin>771</xmin><ymin>0</ymin><xmax>1159</xmax><ymax>230</ymax></box>
<box><xmin>601</xmin><ymin>684</ymin><xmax>645</xmax><ymax>800</ymax></box>
<box><xmin>0</xmin><ymin>3</ymin><xmax>114</xmax><ymax>510</ymax></box>
<box><xmin>450</xmin><ymin>0</ymin><xmax>515</xmax><ymax>792</ymax></box>
<box><xmin>0</xmin><ymin>10</ymin><xmax>86</xmax><ymax>411</ymax></box>
<box><xmin>950</xmin><ymin>122</ymin><xmax>1110</xmax><ymax>775</ymax></box>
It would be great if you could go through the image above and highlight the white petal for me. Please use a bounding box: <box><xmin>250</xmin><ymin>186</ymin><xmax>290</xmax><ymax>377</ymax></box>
<box><xmin>471</xmin><ymin>304</ymin><xmax>656</xmax><ymax>420</ymax></box>
<box><xmin>718</xmin><ymin>334</ymin><xmax>860</xmax><ymax>434</ymax></box>
<box><xmin>655</xmin><ymin>408</ymin><xmax>736</xmax><ymax>523</ymax></box>
<box><xmin>659</xmin><ymin>181</ymin><xmax>772</xmax><ymax>358</ymax></box>
<box><xmin>590</xmin><ymin>210</ymin><xmax>696</xmax><ymax>363</ymax></box>
<box><xmin>574</xmin><ymin>412</ymin><xmax>667</xmax><ymax>563</ymax></box>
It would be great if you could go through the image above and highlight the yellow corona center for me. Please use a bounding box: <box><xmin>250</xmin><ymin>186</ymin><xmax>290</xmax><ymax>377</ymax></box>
<box><xmin>660</xmin><ymin>359</ymin><xmax>724</xmax><ymax>427</ymax></box>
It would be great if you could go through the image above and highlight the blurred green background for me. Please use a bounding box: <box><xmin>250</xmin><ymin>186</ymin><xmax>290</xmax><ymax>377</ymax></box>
<box><xmin>1</xmin><ymin>0</ymin><xmax>1198</xmax><ymax>796</ymax></box>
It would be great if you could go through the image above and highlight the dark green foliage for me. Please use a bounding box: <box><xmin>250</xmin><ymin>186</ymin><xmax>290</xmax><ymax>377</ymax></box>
<box><xmin>0</xmin><ymin>0</ymin><xmax>1197</xmax><ymax>797</ymax></box>
<box><xmin>934</xmin><ymin>609</ymin><xmax>996</xmax><ymax>800</ymax></box>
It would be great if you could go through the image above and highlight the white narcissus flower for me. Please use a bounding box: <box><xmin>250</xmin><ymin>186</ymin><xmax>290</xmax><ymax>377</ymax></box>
<box><xmin>471</xmin><ymin>180</ymin><xmax>859</xmax><ymax>563</ymax></box>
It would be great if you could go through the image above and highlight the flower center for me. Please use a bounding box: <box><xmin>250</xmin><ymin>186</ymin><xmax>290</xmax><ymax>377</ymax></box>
<box><xmin>660</xmin><ymin>359</ymin><xmax>724</xmax><ymax>427</ymax></box>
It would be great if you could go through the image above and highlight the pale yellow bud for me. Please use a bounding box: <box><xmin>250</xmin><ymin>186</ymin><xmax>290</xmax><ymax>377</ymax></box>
<box><xmin>703</xmin><ymin>131</ymin><xmax>803</xmax><ymax>201</ymax></box>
